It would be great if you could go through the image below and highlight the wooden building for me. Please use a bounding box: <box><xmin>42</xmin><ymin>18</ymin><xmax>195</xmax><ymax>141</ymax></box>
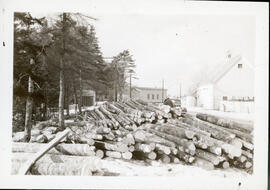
<box><xmin>131</xmin><ymin>87</ymin><xmax>168</xmax><ymax>103</ymax></box>
<box><xmin>195</xmin><ymin>54</ymin><xmax>254</xmax><ymax>112</ymax></box>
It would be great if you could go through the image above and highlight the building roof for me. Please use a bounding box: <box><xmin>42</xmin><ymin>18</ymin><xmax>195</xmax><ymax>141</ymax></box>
<box><xmin>188</xmin><ymin>54</ymin><xmax>252</xmax><ymax>96</ymax></box>
<box><xmin>210</xmin><ymin>54</ymin><xmax>242</xmax><ymax>84</ymax></box>
<box><xmin>135</xmin><ymin>87</ymin><xmax>168</xmax><ymax>91</ymax></box>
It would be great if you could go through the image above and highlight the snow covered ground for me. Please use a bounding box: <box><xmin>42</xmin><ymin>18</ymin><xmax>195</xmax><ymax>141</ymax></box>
<box><xmin>101</xmin><ymin>157</ymin><xmax>249</xmax><ymax>178</ymax></box>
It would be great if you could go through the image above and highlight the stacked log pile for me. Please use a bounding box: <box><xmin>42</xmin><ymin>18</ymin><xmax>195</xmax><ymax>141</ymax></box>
<box><xmin>12</xmin><ymin>100</ymin><xmax>254</xmax><ymax>175</ymax></box>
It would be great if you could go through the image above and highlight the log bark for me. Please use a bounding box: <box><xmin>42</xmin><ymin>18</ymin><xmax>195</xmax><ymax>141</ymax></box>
<box><xmin>99</xmin><ymin>106</ymin><xmax>119</xmax><ymax>127</ymax></box>
<box><xmin>135</xmin><ymin>143</ymin><xmax>153</xmax><ymax>153</ymax></box>
<box><xmin>193</xmin><ymin>158</ymin><xmax>214</xmax><ymax>170</ymax></box>
<box><xmin>219</xmin><ymin>161</ymin><xmax>230</xmax><ymax>169</ymax></box>
<box><xmin>12</xmin><ymin>153</ymin><xmax>102</xmax><ymax>175</ymax></box>
<box><xmin>236</xmin><ymin>138</ymin><xmax>254</xmax><ymax>150</ymax></box>
<box><xmin>242</xmin><ymin>150</ymin><xmax>253</xmax><ymax>159</ymax></box>
<box><xmin>195</xmin><ymin>149</ymin><xmax>221</xmax><ymax>165</ymax></box>
<box><xmin>94</xmin><ymin>141</ymin><xmax>128</xmax><ymax>153</ymax></box>
<box><xmin>168</xmin><ymin>155</ymin><xmax>181</xmax><ymax>164</ymax></box>
<box><xmin>121</xmin><ymin>152</ymin><xmax>133</xmax><ymax>160</ymax></box>
<box><xmin>177</xmin><ymin>150</ymin><xmax>195</xmax><ymax>163</ymax></box>
<box><xmin>95</xmin><ymin>149</ymin><xmax>104</xmax><ymax>158</ymax></box>
<box><xmin>18</xmin><ymin>128</ymin><xmax>70</xmax><ymax>175</ymax></box>
<box><xmin>155</xmin><ymin>144</ymin><xmax>171</xmax><ymax>155</ymax></box>
<box><xmin>196</xmin><ymin>113</ymin><xmax>253</xmax><ymax>134</ymax></box>
<box><xmin>105</xmin><ymin>151</ymin><xmax>122</xmax><ymax>159</ymax></box>
<box><xmin>180</xmin><ymin>117</ymin><xmax>235</xmax><ymax>142</ymax></box>
<box><xmin>133</xmin><ymin>129</ymin><xmax>177</xmax><ymax>148</ymax></box>
<box><xmin>157</xmin><ymin>154</ymin><xmax>171</xmax><ymax>164</ymax></box>
<box><xmin>12</xmin><ymin>142</ymin><xmax>95</xmax><ymax>156</ymax></box>
<box><xmin>133</xmin><ymin>151</ymin><xmax>157</xmax><ymax>160</ymax></box>
<box><xmin>144</xmin><ymin>123</ymin><xmax>195</xmax><ymax>140</ymax></box>
<box><xmin>167</xmin><ymin>119</ymin><xmax>211</xmax><ymax>137</ymax></box>
<box><xmin>142</xmin><ymin>127</ymin><xmax>196</xmax><ymax>155</ymax></box>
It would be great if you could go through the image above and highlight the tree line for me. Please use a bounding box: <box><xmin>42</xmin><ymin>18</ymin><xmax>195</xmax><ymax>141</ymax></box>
<box><xmin>13</xmin><ymin>12</ymin><xmax>136</xmax><ymax>142</ymax></box>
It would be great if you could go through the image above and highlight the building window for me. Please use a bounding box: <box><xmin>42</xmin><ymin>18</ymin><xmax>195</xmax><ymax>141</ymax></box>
<box><xmin>157</xmin><ymin>94</ymin><xmax>159</xmax><ymax>99</ymax></box>
<box><xmin>147</xmin><ymin>94</ymin><xmax>150</xmax><ymax>100</ymax></box>
<box><xmin>152</xmin><ymin>94</ymin><xmax>155</xmax><ymax>99</ymax></box>
<box><xmin>223</xmin><ymin>96</ymin><xmax>228</xmax><ymax>101</ymax></box>
<box><xmin>238</xmin><ymin>64</ymin><xmax>243</xmax><ymax>69</ymax></box>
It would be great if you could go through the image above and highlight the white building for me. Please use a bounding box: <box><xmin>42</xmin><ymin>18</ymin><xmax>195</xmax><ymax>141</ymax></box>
<box><xmin>181</xmin><ymin>95</ymin><xmax>196</xmax><ymax>108</ymax></box>
<box><xmin>195</xmin><ymin>54</ymin><xmax>254</xmax><ymax>112</ymax></box>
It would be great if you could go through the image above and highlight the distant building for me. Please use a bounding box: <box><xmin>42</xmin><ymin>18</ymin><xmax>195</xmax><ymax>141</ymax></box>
<box><xmin>195</xmin><ymin>54</ymin><xmax>254</xmax><ymax>112</ymax></box>
<box><xmin>181</xmin><ymin>95</ymin><xmax>196</xmax><ymax>108</ymax></box>
<box><xmin>125</xmin><ymin>87</ymin><xmax>167</xmax><ymax>103</ymax></box>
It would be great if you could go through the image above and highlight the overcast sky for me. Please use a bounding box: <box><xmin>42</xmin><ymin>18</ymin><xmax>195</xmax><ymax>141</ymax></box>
<box><xmin>31</xmin><ymin>12</ymin><xmax>256</xmax><ymax>97</ymax></box>
<box><xmin>91</xmin><ymin>13</ymin><xmax>255</xmax><ymax>97</ymax></box>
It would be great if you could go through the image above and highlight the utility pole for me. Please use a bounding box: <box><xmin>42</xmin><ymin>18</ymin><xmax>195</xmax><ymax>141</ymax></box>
<box><xmin>162</xmin><ymin>79</ymin><xmax>164</xmax><ymax>103</ymax></box>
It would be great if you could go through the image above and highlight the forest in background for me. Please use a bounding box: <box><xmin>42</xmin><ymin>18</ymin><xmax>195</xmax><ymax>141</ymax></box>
<box><xmin>13</xmin><ymin>12</ymin><xmax>136</xmax><ymax>141</ymax></box>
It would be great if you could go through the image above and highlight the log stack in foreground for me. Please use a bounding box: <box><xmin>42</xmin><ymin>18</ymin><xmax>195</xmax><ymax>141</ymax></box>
<box><xmin>12</xmin><ymin>99</ymin><xmax>254</xmax><ymax>175</ymax></box>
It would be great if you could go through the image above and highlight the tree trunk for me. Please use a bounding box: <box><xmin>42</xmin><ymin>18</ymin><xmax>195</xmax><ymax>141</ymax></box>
<box><xmin>78</xmin><ymin>69</ymin><xmax>82</xmax><ymax>113</ymax></box>
<box><xmin>72</xmin><ymin>79</ymin><xmax>78</xmax><ymax>115</ymax></box>
<box><xmin>58</xmin><ymin>58</ymin><xmax>65</xmax><ymax>128</ymax></box>
<box><xmin>24</xmin><ymin>58</ymin><xmax>34</xmax><ymax>142</ymax></box>
<box><xmin>66</xmin><ymin>84</ymin><xmax>69</xmax><ymax>116</ymax></box>
<box><xmin>44</xmin><ymin>82</ymin><xmax>48</xmax><ymax>120</ymax></box>
<box><xmin>24</xmin><ymin>93</ymin><xmax>33</xmax><ymax>142</ymax></box>
<box><xmin>114</xmin><ymin>80</ymin><xmax>118</xmax><ymax>102</ymax></box>
<box><xmin>58</xmin><ymin>13</ymin><xmax>67</xmax><ymax>129</ymax></box>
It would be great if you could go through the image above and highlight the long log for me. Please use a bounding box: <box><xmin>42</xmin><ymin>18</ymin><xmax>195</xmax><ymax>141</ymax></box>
<box><xmin>168</xmin><ymin>155</ymin><xmax>181</xmax><ymax>164</ymax></box>
<box><xmin>18</xmin><ymin>128</ymin><xmax>70</xmax><ymax>175</ymax></box>
<box><xmin>99</xmin><ymin>106</ymin><xmax>120</xmax><ymax>127</ymax></box>
<box><xmin>133</xmin><ymin>129</ymin><xmax>177</xmax><ymax>148</ymax></box>
<box><xmin>177</xmin><ymin>150</ymin><xmax>195</xmax><ymax>163</ymax></box>
<box><xmin>223</xmin><ymin>127</ymin><xmax>253</xmax><ymax>143</ymax></box>
<box><xmin>105</xmin><ymin>151</ymin><xmax>122</xmax><ymax>159</ymax></box>
<box><xmin>142</xmin><ymin>127</ymin><xmax>196</xmax><ymax>155</ymax></box>
<box><xmin>236</xmin><ymin>138</ymin><xmax>254</xmax><ymax>150</ymax></box>
<box><xmin>94</xmin><ymin>141</ymin><xmax>128</xmax><ymax>153</ymax></box>
<box><xmin>133</xmin><ymin>151</ymin><xmax>157</xmax><ymax>160</ymax></box>
<box><xmin>195</xmin><ymin>149</ymin><xmax>221</xmax><ymax>165</ymax></box>
<box><xmin>167</xmin><ymin>119</ymin><xmax>211</xmax><ymax>137</ymax></box>
<box><xmin>188</xmin><ymin>132</ymin><xmax>242</xmax><ymax>157</ymax></box>
<box><xmin>13</xmin><ymin>142</ymin><xmax>97</xmax><ymax>157</ymax></box>
<box><xmin>242</xmin><ymin>150</ymin><xmax>253</xmax><ymax>159</ymax></box>
<box><xmin>155</xmin><ymin>144</ymin><xmax>171</xmax><ymax>155</ymax></box>
<box><xmin>95</xmin><ymin>149</ymin><xmax>104</xmax><ymax>158</ymax></box>
<box><xmin>145</xmin><ymin>123</ymin><xmax>195</xmax><ymax>140</ymax></box>
<box><xmin>217</xmin><ymin>160</ymin><xmax>230</xmax><ymax>169</ymax></box>
<box><xmin>106</xmin><ymin>102</ymin><xmax>124</xmax><ymax>114</ymax></box>
<box><xmin>193</xmin><ymin>158</ymin><xmax>214</xmax><ymax>170</ymax></box>
<box><xmin>180</xmin><ymin>117</ymin><xmax>235</xmax><ymax>142</ymax></box>
<box><xmin>236</xmin><ymin>155</ymin><xmax>247</xmax><ymax>163</ymax></box>
<box><xmin>12</xmin><ymin>152</ymin><xmax>102</xmax><ymax>175</ymax></box>
<box><xmin>121</xmin><ymin>151</ymin><xmax>133</xmax><ymax>160</ymax></box>
<box><xmin>196</xmin><ymin>113</ymin><xmax>253</xmax><ymax>134</ymax></box>
<box><xmin>229</xmin><ymin>138</ymin><xmax>243</xmax><ymax>149</ymax></box>
<box><xmin>135</xmin><ymin>143</ymin><xmax>154</xmax><ymax>153</ymax></box>
<box><xmin>157</xmin><ymin>154</ymin><xmax>171</xmax><ymax>164</ymax></box>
